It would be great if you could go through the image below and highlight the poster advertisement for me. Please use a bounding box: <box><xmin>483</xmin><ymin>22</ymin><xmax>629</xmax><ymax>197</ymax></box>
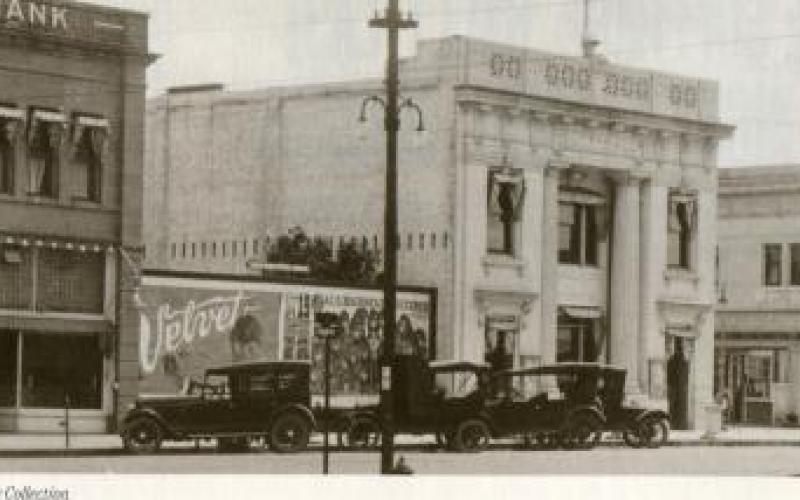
<box><xmin>282</xmin><ymin>289</ymin><xmax>434</xmax><ymax>398</ymax></box>
<box><xmin>136</xmin><ymin>280</ymin><xmax>282</xmax><ymax>394</ymax></box>
<box><xmin>136</xmin><ymin>274</ymin><xmax>435</xmax><ymax>399</ymax></box>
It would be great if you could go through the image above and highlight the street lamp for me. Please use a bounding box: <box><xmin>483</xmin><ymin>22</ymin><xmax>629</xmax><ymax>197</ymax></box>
<box><xmin>362</xmin><ymin>0</ymin><xmax>422</xmax><ymax>475</ymax></box>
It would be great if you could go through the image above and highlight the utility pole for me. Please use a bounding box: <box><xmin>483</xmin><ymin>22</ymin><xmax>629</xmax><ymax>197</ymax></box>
<box><xmin>582</xmin><ymin>0</ymin><xmax>601</xmax><ymax>57</ymax></box>
<box><xmin>368</xmin><ymin>0</ymin><xmax>417</xmax><ymax>475</ymax></box>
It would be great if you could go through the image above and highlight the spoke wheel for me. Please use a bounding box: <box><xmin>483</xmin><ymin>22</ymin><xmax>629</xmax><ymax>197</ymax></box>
<box><xmin>453</xmin><ymin>419</ymin><xmax>490</xmax><ymax>453</ymax></box>
<box><xmin>643</xmin><ymin>418</ymin><xmax>669</xmax><ymax>448</ymax></box>
<box><xmin>568</xmin><ymin>414</ymin><xmax>602</xmax><ymax>450</ymax></box>
<box><xmin>123</xmin><ymin>418</ymin><xmax>162</xmax><ymax>454</ymax></box>
<box><xmin>270</xmin><ymin>413</ymin><xmax>311</xmax><ymax>453</ymax></box>
<box><xmin>346</xmin><ymin>417</ymin><xmax>381</xmax><ymax>449</ymax></box>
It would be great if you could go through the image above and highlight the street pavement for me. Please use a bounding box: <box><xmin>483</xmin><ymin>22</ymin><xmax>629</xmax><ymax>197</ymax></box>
<box><xmin>1</xmin><ymin>426</ymin><xmax>800</xmax><ymax>455</ymax></box>
<box><xmin>1</xmin><ymin>446</ymin><xmax>800</xmax><ymax>475</ymax></box>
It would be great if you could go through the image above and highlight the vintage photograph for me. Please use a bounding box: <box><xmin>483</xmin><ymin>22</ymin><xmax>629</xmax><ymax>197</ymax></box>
<box><xmin>0</xmin><ymin>0</ymin><xmax>799</xmax><ymax>494</ymax></box>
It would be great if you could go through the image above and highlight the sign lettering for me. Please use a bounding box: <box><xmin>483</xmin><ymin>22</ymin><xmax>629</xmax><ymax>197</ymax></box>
<box><xmin>1</xmin><ymin>0</ymin><xmax>68</xmax><ymax>30</ymax></box>
<box><xmin>139</xmin><ymin>292</ymin><xmax>250</xmax><ymax>374</ymax></box>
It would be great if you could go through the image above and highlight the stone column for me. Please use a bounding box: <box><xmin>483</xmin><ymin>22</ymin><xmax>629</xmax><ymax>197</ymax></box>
<box><xmin>609</xmin><ymin>175</ymin><xmax>641</xmax><ymax>393</ymax></box>
<box><xmin>639</xmin><ymin>181</ymin><xmax>669</xmax><ymax>395</ymax></box>
<box><xmin>540</xmin><ymin>161</ymin><xmax>566</xmax><ymax>365</ymax></box>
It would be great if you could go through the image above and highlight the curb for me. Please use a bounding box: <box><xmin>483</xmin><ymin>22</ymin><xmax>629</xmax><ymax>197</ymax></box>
<box><xmin>0</xmin><ymin>439</ymin><xmax>798</xmax><ymax>458</ymax></box>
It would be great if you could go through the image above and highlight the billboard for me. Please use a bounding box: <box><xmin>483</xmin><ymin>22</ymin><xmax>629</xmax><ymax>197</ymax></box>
<box><xmin>136</xmin><ymin>272</ymin><xmax>435</xmax><ymax>398</ymax></box>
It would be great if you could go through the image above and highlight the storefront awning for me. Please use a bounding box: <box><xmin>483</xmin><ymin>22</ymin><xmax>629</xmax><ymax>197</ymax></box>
<box><xmin>0</xmin><ymin>233</ymin><xmax>114</xmax><ymax>253</ymax></box>
<box><xmin>560</xmin><ymin>306</ymin><xmax>603</xmax><ymax>319</ymax></box>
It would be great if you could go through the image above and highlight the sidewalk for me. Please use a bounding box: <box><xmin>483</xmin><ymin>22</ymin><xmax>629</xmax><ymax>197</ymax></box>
<box><xmin>0</xmin><ymin>426</ymin><xmax>798</xmax><ymax>457</ymax></box>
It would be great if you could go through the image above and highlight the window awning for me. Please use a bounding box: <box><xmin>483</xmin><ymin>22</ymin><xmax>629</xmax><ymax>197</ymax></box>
<box><xmin>0</xmin><ymin>106</ymin><xmax>24</xmax><ymax>121</ymax></box>
<box><xmin>31</xmin><ymin>109</ymin><xmax>66</xmax><ymax>123</ymax></box>
<box><xmin>75</xmin><ymin>115</ymin><xmax>110</xmax><ymax>129</ymax></box>
<box><xmin>559</xmin><ymin>190</ymin><xmax>606</xmax><ymax>206</ymax></box>
<box><xmin>665</xmin><ymin>326</ymin><xmax>696</xmax><ymax>338</ymax></box>
<box><xmin>560</xmin><ymin>306</ymin><xmax>603</xmax><ymax>319</ymax></box>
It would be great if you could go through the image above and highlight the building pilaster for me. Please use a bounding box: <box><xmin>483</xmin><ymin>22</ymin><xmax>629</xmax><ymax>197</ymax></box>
<box><xmin>540</xmin><ymin>160</ymin><xmax>568</xmax><ymax>365</ymax></box>
<box><xmin>610</xmin><ymin>174</ymin><xmax>642</xmax><ymax>393</ymax></box>
<box><xmin>639</xmin><ymin>180</ymin><xmax>669</xmax><ymax>395</ymax></box>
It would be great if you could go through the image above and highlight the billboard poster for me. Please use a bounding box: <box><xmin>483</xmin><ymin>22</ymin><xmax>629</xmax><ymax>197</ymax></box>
<box><xmin>136</xmin><ymin>279</ymin><xmax>282</xmax><ymax>394</ymax></box>
<box><xmin>136</xmin><ymin>273</ymin><xmax>435</xmax><ymax>400</ymax></box>
<box><xmin>281</xmin><ymin>289</ymin><xmax>434</xmax><ymax>398</ymax></box>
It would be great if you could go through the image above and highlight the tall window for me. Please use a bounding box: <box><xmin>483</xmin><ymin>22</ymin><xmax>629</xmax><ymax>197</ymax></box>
<box><xmin>486</xmin><ymin>170</ymin><xmax>524</xmax><ymax>255</ymax></box>
<box><xmin>0</xmin><ymin>133</ymin><xmax>11</xmax><ymax>195</ymax></box>
<box><xmin>28</xmin><ymin>113</ymin><xmax>64</xmax><ymax>198</ymax></box>
<box><xmin>667</xmin><ymin>194</ymin><xmax>696</xmax><ymax>269</ymax></box>
<box><xmin>556</xmin><ymin>316</ymin><xmax>598</xmax><ymax>362</ymax></box>
<box><xmin>73</xmin><ymin>119</ymin><xmax>106</xmax><ymax>203</ymax></box>
<box><xmin>763</xmin><ymin>244</ymin><xmax>782</xmax><ymax>287</ymax></box>
<box><xmin>791</xmin><ymin>244</ymin><xmax>800</xmax><ymax>286</ymax></box>
<box><xmin>558</xmin><ymin>202</ymin><xmax>598</xmax><ymax>266</ymax></box>
<box><xmin>0</xmin><ymin>111</ymin><xmax>22</xmax><ymax>195</ymax></box>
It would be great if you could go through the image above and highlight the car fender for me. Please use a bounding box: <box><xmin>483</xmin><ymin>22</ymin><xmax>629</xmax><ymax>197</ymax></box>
<box><xmin>273</xmin><ymin>403</ymin><xmax>317</xmax><ymax>429</ymax></box>
<box><xmin>121</xmin><ymin>408</ymin><xmax>174</xmax><ymax>437</ymax></box>
<box><xmin>567</xmin><ymin>405</ymin><xmax>607</xmax><ymax>425</ymax></box>
<box><xmin>635</xmin><ymin>409</ymin><xmax>670</xmax><ymax>425</ymax></box>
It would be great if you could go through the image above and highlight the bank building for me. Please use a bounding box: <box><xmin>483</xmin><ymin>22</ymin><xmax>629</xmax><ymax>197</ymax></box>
<box><xmin>146</xmin><ymin>36</ymin><xmax>733</xmax><ymax>429</ymax></box>
<box><xmin>0</xmin><ymin>1</ymin><xmax>152</xmax><ymax>432</ymax></box>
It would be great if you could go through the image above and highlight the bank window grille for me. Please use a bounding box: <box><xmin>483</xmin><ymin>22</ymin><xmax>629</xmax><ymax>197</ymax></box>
<box><xmin>0</xmin><ymin>245</ymin><xmax>33</xmax><ymax>310</ymax></box>
<box><xmin>36</xmin><ymin>248</ymin><xmax>103</xmax><ymax>314</ymax></box>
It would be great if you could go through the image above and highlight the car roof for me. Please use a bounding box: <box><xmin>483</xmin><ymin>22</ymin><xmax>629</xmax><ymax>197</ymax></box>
<box><xmin>205</xmin><ymin>360</ymin><xmax>311</xmax><ymax>375</ymax></box>
<box><xmin>428</xmin><ymin>360</ymin><xmax>491</xmax><ymax>372</ymax></box>
<box><xmin>497</xmin><ymin>362</ymin><xmax>627</xmax><ymax>377</ymax></box>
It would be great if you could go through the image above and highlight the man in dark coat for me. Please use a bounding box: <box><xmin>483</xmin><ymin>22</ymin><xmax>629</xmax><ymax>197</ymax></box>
<box><xmin>667</xmin><ymin>339</ymin><xmax>689</xmax><ymax>430</ymax></box>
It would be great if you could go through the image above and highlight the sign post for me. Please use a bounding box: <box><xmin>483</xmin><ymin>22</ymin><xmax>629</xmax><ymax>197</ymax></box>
<box><xmin>314</xmin><ymin>312</ymin><xmax>342</xmax><ymax>475</ymax></box>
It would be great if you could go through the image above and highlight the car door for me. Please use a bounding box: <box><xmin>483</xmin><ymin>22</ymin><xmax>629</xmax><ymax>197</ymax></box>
<box><xmin>226</xmin><ymin>370</ymin><xmax>278</xmax><ymax>433</ymax></box>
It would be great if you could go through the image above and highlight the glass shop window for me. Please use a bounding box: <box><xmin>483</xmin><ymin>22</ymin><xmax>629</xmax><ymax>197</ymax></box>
<box><xmin>0</xmin><ymin>331</ymin><xmax>17</xmax><ymax>407</ymax></box>
<box><xmin>21</xmin><ymin>333</ymin><xmax>103</xmax><ymax>409</ymax></box>
<box><xmin>36</xmin><ymin>248</ymin><xmax>104</xmax><ymax>314</ymax></box>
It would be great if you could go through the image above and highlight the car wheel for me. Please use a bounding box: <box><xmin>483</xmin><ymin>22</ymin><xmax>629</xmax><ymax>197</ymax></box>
<box><xmin>537</xmin><ymin>432</ymin><xmax>556</xmax><ymax>450</ymax></box>
<box><xmin>452</xmin><ymin>419</ymin><xmax>490</xmax><ymax>453</ymax></box>
<box><xmin>568</xmin><ymin>414</ymin><xmax>602</xmax><ymax>450</ymax></box>
<box><xmin>270</xmin><ymin>413</ymin><xmax>311</xmax><ymax>453</ymax></box>
<box><xmin>346</xmin><ymin>417</ymin><xmax>381</xmax><ymax>449</ymax></box>
<box><xmin>643</xmin><ymin>418</ymin><xmax>669</xmax><ymax>448</ymax></box>
<box><xmin>123</xmin><ymin>417</ymin><xmax>163</xmax><ymax>454</ymax></box>
<box><xmin>622</xmin><ymin>422</ymin><xmax>646</xmax><ymax>448</ymax></box>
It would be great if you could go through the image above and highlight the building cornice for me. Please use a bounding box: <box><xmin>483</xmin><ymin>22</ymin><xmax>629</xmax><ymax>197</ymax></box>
<box><xmin>454</xmin><ymin>84</ymin><xmax>734</xmax><ymax>140</ymax></box>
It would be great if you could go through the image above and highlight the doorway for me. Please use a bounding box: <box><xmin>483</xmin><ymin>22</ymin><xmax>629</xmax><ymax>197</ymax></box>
<box><xmin>666</xmin><ymin>337</ymin><xmax>690</xmax><ymax>430</ymax></box>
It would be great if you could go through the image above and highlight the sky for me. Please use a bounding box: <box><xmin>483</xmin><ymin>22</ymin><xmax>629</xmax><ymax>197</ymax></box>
<box><xmin>87</xmin><ymin>0</ymin><xmax>800</xmax><ymax>167</ymax></box>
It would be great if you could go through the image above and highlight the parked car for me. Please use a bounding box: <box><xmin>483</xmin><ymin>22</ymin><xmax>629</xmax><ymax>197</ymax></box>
<box><xmin>120</xmin><ymin>361</ymin><xmax>316</xmax><ymax>454</ymax></box>
<box><xmin>591</xmin><ymin>365</ymin><xmax>670</xmax><ymax>448</ymax></box>
<box><xmin>487</xmin><ymin>364</ymin><xmax>607</xmax><ymax>449</ymax></box>
<box><xmin>344</xmin><ymin>355</ymin><xmax>495</xmax><ymax>452</ymax></box>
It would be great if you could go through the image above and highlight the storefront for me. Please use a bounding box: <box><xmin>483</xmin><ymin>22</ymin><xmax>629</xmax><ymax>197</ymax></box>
<box><xmin>714</xmin><ymin>333</ymin><xmax>796</xmax><ymax>426</ymax></box>
<box><xmin>0</xmin><ymin>1</ymin><xmax>151</xmax><ymax>432</ymax></box>
<box><xmin>0</xmin><ymin>237</ymin><xmax>115</xmax><ymax>432</ymax></box>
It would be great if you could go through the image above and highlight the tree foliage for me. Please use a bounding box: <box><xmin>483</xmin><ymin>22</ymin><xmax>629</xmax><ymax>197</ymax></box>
<box><xmin>264</xmin><ymin>226</ymin><xmax>380</xmax><ymax>284</ymax></box>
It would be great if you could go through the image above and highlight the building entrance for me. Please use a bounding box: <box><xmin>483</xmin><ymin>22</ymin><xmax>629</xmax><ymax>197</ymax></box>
<box><xmin>667</xmin><ymin>337</ymin><xmax>690</xmax><ymax>430</ymax></box>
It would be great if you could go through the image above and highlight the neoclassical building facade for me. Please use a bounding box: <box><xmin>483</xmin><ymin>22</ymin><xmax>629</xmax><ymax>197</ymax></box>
<box><xmin>145</xmin><ymin>36</ymin><xmax>732</xmax><ymax>428</ymax></box>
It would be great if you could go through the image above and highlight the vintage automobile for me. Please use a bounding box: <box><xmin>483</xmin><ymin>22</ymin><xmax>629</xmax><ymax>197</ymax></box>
<box><xmin>487</xmin><ymin>364</ymin><xmax>607</xmax><ymax>449</ymax></box>
<box><xmin>591</xmin><ymin>365</ymin><xmax>670</xmax><ymax>448</ymax></box>
<box><xmin>344</xmin><ymin>355</ymin><xmax>495</xmax><ymax>452</ymax></box>
<box><xmin>491</xmin><ymin>363</ymin><xmax>670</xmax><ymax>449</ymax></box>
<box><xmin>120</xmin><ymin>361</ymin><xmax>316</xmax><ymax>454</ymax></box>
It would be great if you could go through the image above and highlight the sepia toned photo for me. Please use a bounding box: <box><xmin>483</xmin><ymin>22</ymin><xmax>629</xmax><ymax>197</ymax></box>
<box><xmin>0</xmin><ymin>0</ymin><xmax>799</xmax><ymax>496</ymax></box>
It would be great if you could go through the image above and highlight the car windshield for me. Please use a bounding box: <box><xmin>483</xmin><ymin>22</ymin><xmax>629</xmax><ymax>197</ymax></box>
<box><xmin>202</xmin><ymin>374</ymin><xmax>231</xmax><ymax>400</ymax></box>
